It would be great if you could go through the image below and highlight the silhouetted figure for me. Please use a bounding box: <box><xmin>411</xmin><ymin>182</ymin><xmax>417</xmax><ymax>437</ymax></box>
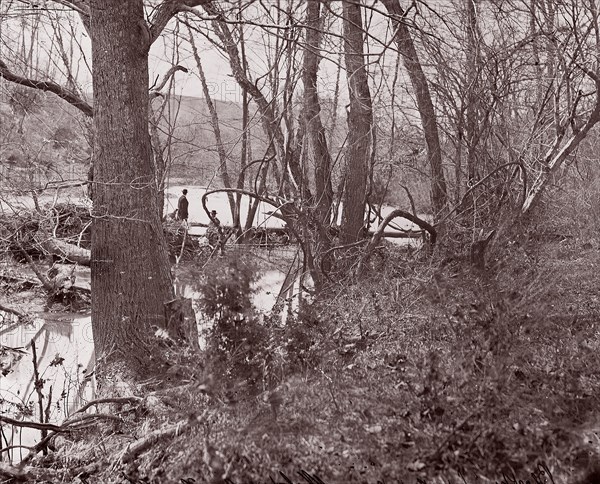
<box><xmin>209</xmin><ymin>210</ymin><xmax>220</xmax><ymax>227</ymax></box>
<box><xmin>177</xmin><ymin>189</ymin><xmax>189</xmax><ymax>225</ymax></box>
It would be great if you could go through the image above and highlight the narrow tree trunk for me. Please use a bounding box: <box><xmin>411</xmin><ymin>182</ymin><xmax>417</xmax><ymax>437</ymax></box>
<box><xmin>187</xmin><ymin>27</ymin><xmax>236</xmax><ymax>221</ymax></box>
<box><xmin>90</xmin><ymin>0</ymin><xmax>174</xmax><ymax>370</ymax></box>
<box><xmin>235</xmin><ymin>16</ymin><xmax>249</xmax><ymax>235</ymax></box>
<box><xmin>149</xmin><ymin>109</ymin><xmax>166</xmax><ymax>220</ymax></box>
<box><xmin>382</xmin><ymin>0</ymin><xmax>448</xmax><ymax>219</ymax></box>
<box><xmin>522</xmin><ymin>103</ymin><xmax>600</xmax><ymax>213</ymax></box>
<box><xmin>304</xmin><ymin>0</ymin><xmax>334</xmax><ymax>225</ymax></box>
<box><xmin>203</xmin><ymin>3</ymin><xmax>289</xmax><ymax>192</ymax></box>
<box><xmin>245</xmin><ymin>154</ymin><xmax>270</xmax><ymax>232</ymax></box>
<box><xmin>235</xmin><ymin>90</ymin><xmax>249</xmax><ymax>236</ymax></box>
<box><xmin>341</xmin><ymin>0</ymin><xmax>373</xmax><ymax>244</ymax></box>
<box><xmin>465</xmin><ymin>0</ymin><xmax>480</xmax><ymax>190</ymax></box>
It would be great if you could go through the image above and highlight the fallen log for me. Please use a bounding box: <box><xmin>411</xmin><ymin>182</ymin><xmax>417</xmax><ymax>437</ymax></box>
<box><xmin>40</xmin><ymin>238</ymin><xmax>90</xmax><ymax>266</ymax></box>
<box><xmin>0</xmin><ymin>272</ymin><xmax>39</xmax><ymax>289</ymax></box>
<box><xmin>0</xmin><ymin>302</ymin><xmax>27</xmax><ymax>320</ymax></box>
<box><xmin>365</xmin><ymin>229</ymin><xmax>423</xmax><ymax>239</ymax></box>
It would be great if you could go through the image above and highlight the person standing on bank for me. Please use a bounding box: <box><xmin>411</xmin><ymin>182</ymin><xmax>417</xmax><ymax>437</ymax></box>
<box><xmin>177</xmin><ymin>189</ymin><xmax>189</xmax><ymax>229</ymax></box>
<box><xmin>209</xmin><ymin>209</ymin><xmax>220</xmax><ymax>228</ymax></box>
<box><xmin>207</xmin><ymin>210</ymin><xmax>223</xmax><ymax>253</ymax></box>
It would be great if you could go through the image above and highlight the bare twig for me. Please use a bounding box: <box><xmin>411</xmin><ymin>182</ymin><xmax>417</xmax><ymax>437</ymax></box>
<box><xmin>73</xmin><ymin>396</ymin><xmax>143</xmax><ymax>415</ymax></box>
<box><xmin>10</xmin><ymin>237</ymin><xmax>54</xmax><ymax>290</ymax></box>
<box><xmin>121</xmin><ymin>415</ymin><xmax>203</xmax><ymax>464</ymax></box>
<box><xmin>0</xmin><ymin>444</ymin><xmax>34</xmax><ymax>456</ymax></box>
<box><xmin>44</xmin><ymin>385</ymin><xmax>53</xmax><ymax>427</ymax></box>
<box><xmin>176</xmin><ymin>226</ymin><xmax>188</xmax><ymax>265</ymax></box>
<box><xmin>30</xmin><ymin>340</ymin><xmax>48</xmax><ymax>446</ymax></box>
<box><xmin>0</xmin><ymin>416</ymin><xmax>64</xmax><ymax>433</ymax></box>
<box><xmin>149</xmin><ymin>65</ymin><xmax>188</xmax><ymax>98</ymax></box>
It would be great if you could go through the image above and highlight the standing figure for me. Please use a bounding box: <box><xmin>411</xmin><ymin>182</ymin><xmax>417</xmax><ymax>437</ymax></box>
<box><xmin>209</xmin><ymin>210</ymin><xmax>220</xmax><ymax>227</ymax></box>
<box><xmin>207</xmin><ymin>210</ymin><xmax>223</xmax><ymax>253</ymax></box>
<box><xmin>177</xmin><ymin>189</ymin><xmax>189</xmax><ymax>228</ymax></box>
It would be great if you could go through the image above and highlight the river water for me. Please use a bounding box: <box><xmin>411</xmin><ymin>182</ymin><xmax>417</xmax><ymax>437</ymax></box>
<box><xmin>0</xmin><ymin>311</ymin><xmax>94</xmax><ymax>461</ymax></box>
<box><xmin>164</xmin><ymin>185</ymin><xmax>426</xmax><ymax>242</ymax></box>
<box><xmin>0</xmin><ymin>262</ymin><xmax>291</xmax><ymax>461</ymax></box>
<box><xmin>0</xmin><ymin>185</ymin><xmax>425</xmax><ymax>241</ymax></box>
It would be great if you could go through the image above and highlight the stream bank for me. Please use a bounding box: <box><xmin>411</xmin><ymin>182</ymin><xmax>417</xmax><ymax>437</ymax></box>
<box><xmin>0</xmin><ymin>245</ymin><xmax>301</xmax><ymax>464</ymax></box>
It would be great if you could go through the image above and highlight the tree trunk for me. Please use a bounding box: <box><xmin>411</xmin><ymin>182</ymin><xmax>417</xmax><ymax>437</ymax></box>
<box><xmin>203</xmin><ymin>3</ymin><xmax>290</xmax><ymax>192</ymax></box>
<box><xmin>90</xmin><ymin>0</ymin><xmax>174</xmax><ymax>371</ymax></box>
<box><xmin>464</xmin><ymin>0</ymin><xmax>480</xmax><ymax>191</ymax></box>
<box><xmin>382</xmin><ymin>0</ymin><xmax>448</xmax><ymax>219</ymax></box>
<box><xmin>522</xmin><ymin>104</ymin><xmax>600</xmax><ymax>213</ymax></box>
<box><xmin>149</xmin><ymin>109</ymin><xmax>166</xmax><ymax>220</ymax></box>
<box><xmin>304</xmin><ymin>0</ymin><xmax>334</xmax><ymax>226</ymax></box>
<box><xmin>188</xmin><ymin>27</ymin><xmax>237</xmax><ymax>220</ymax></box>
<box><xmin>341</xmin><ymin>0</ymin><xmax>373</xmax><ymax>244</ymax></box>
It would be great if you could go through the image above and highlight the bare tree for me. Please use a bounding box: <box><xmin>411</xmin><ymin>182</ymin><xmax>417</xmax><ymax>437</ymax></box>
<box><xmin>1</xmin><ymin>0</ymin><xmax>210</xmax><ymax>376</ymax></box>
<box><xmin>303</xmin><ymin>0</ymin><xmax>334</xmax><ymax>226</ymax></box>
<box><xmin>381</xmin><ymin>0</ymin><xmax>448</xmax><ymax>220</ymax></box>
<box><xmin>340</xmin><ymin>0</ymin><xmax>373</xmax><ymax>244</ymax></box>
<box><xmin>186</xmin><ymin>22</ymin><xmax>237</xmax><ymax>223</ymax></box>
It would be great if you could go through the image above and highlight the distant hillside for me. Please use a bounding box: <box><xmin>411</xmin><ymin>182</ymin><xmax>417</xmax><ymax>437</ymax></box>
<box><xmin>0</xmin><ymin>87</ymin><xmax>260</xmax><ymax>191</ymax></box>
<box><xmin>157</xmin><ymin>94</ymin><xmax>267</xmax><ymax>185</ymax></box>
<box><xmin>0</xmin><ymin>85</ymin><xmax>91</xmax><ymax>195</ymax></box>
<box><xmin>0</xmin><ymin>84</ymin><xmax>431</xmax><ymax>210</ymax></box>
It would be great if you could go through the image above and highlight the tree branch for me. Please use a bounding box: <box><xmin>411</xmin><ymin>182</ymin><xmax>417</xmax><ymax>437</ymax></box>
<box><xmin>0</xmin><ymin>303</ymin><xmax>27</xmax><ymax>320</ymax></box>
<box><xmin>148</xmin><ymin>0</ymin><xmax>211</xmax><ymax>46</ymax></box>
<box><xmin>357</xmin><ymin>210</ymin><xmax>436</xmax><ymax>276</ymax></box>
<box><xmin>0</xmin><ymin>415</ymin><xmax>66</xmax><ymax>433</ymax></box>
<box><xmin>121</xmin><ymin>416</ymin><xmax>202</xmax><ymax>463</ymax></box>
<box><xmin>201</xmin><ymin>188</ymin><xmax>290</xmax><ymax>223</ymax></box>
<box><xmin>149</xmin><ymin>65</ymin><xmax>189</xmax><ymax>99</ymax></box>
<box><xmin>50</xmin><ymin>0</ymin><xmax>90</xmax><ymax>31</ymax></box>
<box><xmin>0</xmin><ymin>60</ymin><xmax>93</xmax><ymax>117</ymax></box>
<box><xmin>73</xmin><ymin>396</ymin><xmax>143</xmax><ymax>415</ymax></box>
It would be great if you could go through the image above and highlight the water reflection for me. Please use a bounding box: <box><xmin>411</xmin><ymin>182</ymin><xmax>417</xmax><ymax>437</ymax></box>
<box><xmin>1</xmin><ymin>263</ymin><xmax>289</xmax><ymax>454</ymax></box>
<box><xmin>173</xmin><ymin>266</ymin><xmax>288</xmax><ymax>315</ymax></box>
<box><xmin>0</xmin><ymin>263</ymin><xmax>302</xmax><ymax>465</ymax></box>
<box><xmin>0</xmin><ymin>312</ymin><xmax>94</xmax><ymax>462</ymax></box>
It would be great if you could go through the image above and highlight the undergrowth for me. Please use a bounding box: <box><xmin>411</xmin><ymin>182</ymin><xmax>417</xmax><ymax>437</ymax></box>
<box><xmin>6</xmin><ymin>205</ymin><xmax>600</xmax><ymax>484</ymax></box>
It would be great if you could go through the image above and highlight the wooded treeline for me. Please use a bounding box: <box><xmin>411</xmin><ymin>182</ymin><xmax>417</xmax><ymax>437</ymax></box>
<box><xmin>1</xmin><ymin>0</ymin><xmax>600</xmax><ymax>376</ymax></box>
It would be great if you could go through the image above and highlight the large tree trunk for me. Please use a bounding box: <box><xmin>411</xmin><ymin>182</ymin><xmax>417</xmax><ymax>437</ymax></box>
<box><xmin>341</xmin><ymin>0</ymin><xmax>373</xmax><ymax>244</ymax></box>
<box><xmin>90</xmin><ymin>0</ymin><xmax>174</xmax><ymax>371</ymax></box>
<box><xmin>382</xmin><ymin>0</ymin><xmax>448</xmax><ymax>219</ymax></box>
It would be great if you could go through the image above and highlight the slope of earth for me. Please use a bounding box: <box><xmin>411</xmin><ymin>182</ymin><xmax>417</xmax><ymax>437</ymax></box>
<box><xmin>6</xmin><ymin>220</ymin><xmax>597</xmax><ymax>484</ymax></box>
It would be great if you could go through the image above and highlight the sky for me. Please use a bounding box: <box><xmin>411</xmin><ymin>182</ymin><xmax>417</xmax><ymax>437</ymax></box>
<box><xmin>0</xmin><ymin>1</ymin><xmax>401</xmax><ymax>107</ymax></box>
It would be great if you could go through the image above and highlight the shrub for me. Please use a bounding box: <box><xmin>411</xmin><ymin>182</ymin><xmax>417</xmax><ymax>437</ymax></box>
<box><xmin>198</xmin><ymin>256</ymin><xmax>271</xmax><ymax>395</ymax></box>
<box><xmin>197</xmin><ymin>256</ymin><xmax>329</xmax><ymax>399</ymax></box>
